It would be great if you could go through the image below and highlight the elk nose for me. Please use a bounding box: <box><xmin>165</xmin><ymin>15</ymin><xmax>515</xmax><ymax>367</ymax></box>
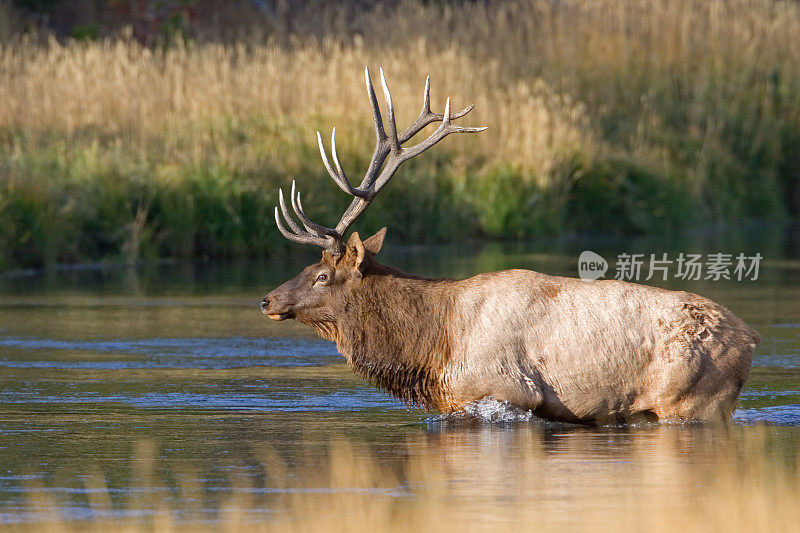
<box><xmin>261</xmin><ymin>297</ymin><xmax>269</xmax><ymax>312</ymax></box>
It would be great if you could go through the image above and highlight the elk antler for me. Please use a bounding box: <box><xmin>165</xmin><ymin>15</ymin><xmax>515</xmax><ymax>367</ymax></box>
<box><xmin>274</xmin><ymin>67</ymin><xmax>486</xmax><ymax>255</ymax></box>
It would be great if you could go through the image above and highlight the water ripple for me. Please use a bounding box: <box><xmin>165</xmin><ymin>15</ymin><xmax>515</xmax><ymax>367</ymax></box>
<box><xmin>0</xmin><ymin>336</ymin><xmax>339</xmax><ymax>369</ymax></box>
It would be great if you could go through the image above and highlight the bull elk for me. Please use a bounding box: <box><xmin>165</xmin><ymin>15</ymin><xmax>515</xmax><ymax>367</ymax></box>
<box><xmin>261</xmin><ymin>68</ymin><xmax>760</xmax><ymax>424</ymax></box>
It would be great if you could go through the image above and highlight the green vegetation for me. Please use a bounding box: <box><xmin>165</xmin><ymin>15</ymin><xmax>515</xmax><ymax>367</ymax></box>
<box><xmin>1</xmin><ymin>0</ymin><xmax>799</xmax><ymax>270</ymax></box>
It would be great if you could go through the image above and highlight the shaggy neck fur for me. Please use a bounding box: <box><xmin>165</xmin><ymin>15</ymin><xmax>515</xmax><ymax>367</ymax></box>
<box><xmin>325</xmin><ymin>260</ymin><xmax>457</xmax><ymax>410</ymax></box>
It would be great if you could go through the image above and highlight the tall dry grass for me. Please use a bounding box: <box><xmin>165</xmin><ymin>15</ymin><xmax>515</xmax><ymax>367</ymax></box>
<box><xmin>10</xmin><ymin>428</ymin><xmax>800</xmax><ymax>532</ymax></box>
<box><xmin>0</xmin><ymin>36</ymin><xmax>590</xmax><ymax>175</ymax></box>
<box><xmin>0</xmin><ymin>0</ymin><xmax>799</xmax><ymax>269</ymax></box>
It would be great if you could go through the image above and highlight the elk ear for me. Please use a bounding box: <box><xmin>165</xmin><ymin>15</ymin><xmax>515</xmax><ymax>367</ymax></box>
<box><xmin>363</xmin><ymin>227</ymin><xmax>387</xmax><ymax>255</ymax></box>
<box><xmin>345</xmin><ymin>232</ymin><xmax>366</xmax><ymax>277</ymax></box>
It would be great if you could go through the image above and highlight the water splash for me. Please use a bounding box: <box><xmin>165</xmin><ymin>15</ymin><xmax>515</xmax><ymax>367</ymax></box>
<box><xmin>427</xmin><ymin>396</ymin><xmax>537</xmax><ymax>425</ymax></box>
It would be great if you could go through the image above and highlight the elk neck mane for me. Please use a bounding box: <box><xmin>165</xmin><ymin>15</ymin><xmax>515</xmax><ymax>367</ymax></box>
<box><xmin>325</xmin><ymin>258</ymin><xmax>457</xmax><ymax>410</ymax></box>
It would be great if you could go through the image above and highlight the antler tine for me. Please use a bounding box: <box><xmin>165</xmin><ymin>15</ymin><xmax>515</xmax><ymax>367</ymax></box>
<box><xmin>356</xmin><ymin>67</ymin><xmax>393</xmax><ymax>193</ymax></box>
<box><xmin>329</xmin><ymin>129</ymin><xmax>347</xmax><ymax>184</ymax></box>
<box><xmin>278</xmin><ymin>188</ymin><xmax>303</xmax><ymax>235</ymax></box>
<box><xmin>364</xmin><ymin>67</ymin><xmax>386</xmax><ymax>142</ymax></box>
<box><xmin>290</xmin><ymin>181</ymin><xmax>338</xmax><ymax>238</ymax></box>
<box><xmin>398</xmin><ymin>104</ymin><xmax>475</xmax><ymax>144</ymax></box>
<box><xmin>274</xmin><ymin>185</ymin><xmax>332</xmax><ymax>247</ymax></box>
<box><xmin>317</xmin><ymin>129</ymin><xmax>369</xmax><ymax>198</ymax></box>
<box><xmin>422</xmin><ymin>76</ymin><xmax>431</xmax><ymax>115</ymax></box>
<box><xmin>290</xmin><ymin>181</ymin><xmax>317</xmax><ymax>235</ymax></box>
<box><xmin>379</xmin><ymin>67</ymin><xmax>401</xmax><ymax>154</ymax></box>
<box><xmin>331</xmin><ymin>129</ymin><xmax>370</xmax><ymax>198</ymax></box>
<box><xmin>443</xmin><ymin>124</ymin><xmax>488</xmax><ymax>134</ymax></box>
<box><xmin>274</xmin><ymin>207</ymin><xmax>327</xmax><ymax>247</ymax></box>
<box><xmin>316</xmin><ymin>131</ymin><xmax>339</xmax><ymax>185</ymax></box>
<box><xmin>449</xmin><ymin>104</ymin><xmax>475</xmax><ymax>120</ymax></box>
<box><xmin>397</xmin><ymin>81</ymin><xmax>475</xmax><ymax>145</ymax></box>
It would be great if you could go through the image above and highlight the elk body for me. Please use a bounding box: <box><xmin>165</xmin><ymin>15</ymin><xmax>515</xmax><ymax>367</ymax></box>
<box><xmin>261</xmin><ymin>68</ymin><xmax>760</xmax><ymax>424</ymax></box>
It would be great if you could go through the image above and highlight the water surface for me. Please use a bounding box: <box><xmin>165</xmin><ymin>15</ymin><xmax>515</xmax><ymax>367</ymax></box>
<box><xmin>1</xmin><ymin>226</ymin><xmax>799</xmax><ymax>526</ymax></box>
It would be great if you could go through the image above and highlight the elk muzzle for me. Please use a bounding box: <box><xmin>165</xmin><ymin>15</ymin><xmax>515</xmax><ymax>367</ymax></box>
<box><xmin>261</xmin><ymin>293</ymin><xmax>294</xmax><ymax>321</ymax></box>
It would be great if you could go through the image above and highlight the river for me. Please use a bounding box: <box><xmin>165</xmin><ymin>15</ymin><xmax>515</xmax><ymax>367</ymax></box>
<box><xmin>1</xmin><ymin>224</ymin><xmax>799</xmax><ymax>528</ymax></box>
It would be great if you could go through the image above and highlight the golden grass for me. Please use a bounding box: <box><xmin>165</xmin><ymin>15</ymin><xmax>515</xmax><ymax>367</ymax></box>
<box><xmin>10</xmin><ymin>427</ymin><xmax>800</xmax><ymax>532</ymax></box>
<box><xmin>2</xmin><ymin>0</ymin><xmax>798</xmax><ymax>171</ymax></box>
<box><xmin>0</xmin><ymin>35</ymin><xmax>590</xmax><ymax>179</ymax></box>
<box><xmin>1</xmin><ymin>0</ymin><xmax>799</xmax><ymax>268</ymax></box>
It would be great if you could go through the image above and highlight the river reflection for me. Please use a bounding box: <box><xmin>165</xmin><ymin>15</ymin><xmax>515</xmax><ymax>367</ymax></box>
<box><xmin>5</xmin><ymin>420</ymin><xmax>798</xmax><ymax>529</ymax></box>
<box><xmin>1</xmin><ymin>224</ymin><xmax>799</xmax><ymax>528</ymax></box>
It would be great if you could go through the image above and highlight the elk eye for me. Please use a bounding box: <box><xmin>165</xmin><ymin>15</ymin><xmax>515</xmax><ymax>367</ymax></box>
<box><xmin>316</xmin><ymin>273</ymin><xmax>328</xmax><ymax>283</ymax></box>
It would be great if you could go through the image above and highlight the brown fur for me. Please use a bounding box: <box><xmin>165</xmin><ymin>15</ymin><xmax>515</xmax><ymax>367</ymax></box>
<box><xmin>263</xmin><ymin>229</ymin><xmax>760</xmax><ymax>424</ymax></box>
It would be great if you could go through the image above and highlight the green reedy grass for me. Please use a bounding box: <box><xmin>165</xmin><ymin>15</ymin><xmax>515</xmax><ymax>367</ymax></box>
<box><xmin>1</xmin><ymin>0</ymin><xmax>799</xmax><ymax>270</ymax></box>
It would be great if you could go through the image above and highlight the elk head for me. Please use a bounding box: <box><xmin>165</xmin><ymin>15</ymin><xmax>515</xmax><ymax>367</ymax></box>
<box><xmin>261</xmin><ymin>229</ymin><xmax>385</xmax><ymax>334</ymax></box>
<box><xmin>261</xmin><ymin>67</ymin><xmax>485</xmax><ymax>332</ymax></box>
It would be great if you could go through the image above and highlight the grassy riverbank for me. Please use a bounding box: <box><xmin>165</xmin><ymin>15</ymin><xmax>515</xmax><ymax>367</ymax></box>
<box><xmin>1</xmin><ymin>0</ymin><xmax>799</xmax><ymax>269</ymax></box>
